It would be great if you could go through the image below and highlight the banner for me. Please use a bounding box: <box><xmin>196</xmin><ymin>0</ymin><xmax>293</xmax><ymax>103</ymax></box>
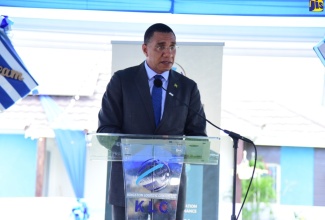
<box><xmin>0</xmin><ymin>15</ymin><xmax>38</xmax><ymax>111</ymax></box>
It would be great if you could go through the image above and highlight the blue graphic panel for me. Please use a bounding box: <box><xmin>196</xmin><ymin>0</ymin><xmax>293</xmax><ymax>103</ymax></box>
<box><xmin>280</xmin><ymin>146</ymin><xmax>314</xmax><ymax>205</ymax></box>
<box><xmin>184</xmin><ymin>164</ymin><xmax>203</xmax><ymax>219</ymax></box>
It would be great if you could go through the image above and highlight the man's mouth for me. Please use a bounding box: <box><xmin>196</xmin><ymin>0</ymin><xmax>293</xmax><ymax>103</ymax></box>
<box><xmin>161</xmin><ymin>61</ymin><xmax>172</xmax><ymax>64</ymax></box>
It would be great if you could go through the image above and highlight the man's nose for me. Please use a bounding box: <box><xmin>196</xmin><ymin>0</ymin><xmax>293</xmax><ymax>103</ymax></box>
<box><xmin>162</xmin><ymin>48</ymin><xmax>174</xmax><ymax>56</ymax></box>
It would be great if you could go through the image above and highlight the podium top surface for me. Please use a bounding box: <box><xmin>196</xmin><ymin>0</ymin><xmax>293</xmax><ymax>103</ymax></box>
<box><xmin>88</xmin><ymin>132</ymin><xmax>220</xmax><ymax>139</ymax></box>
<box><xmin>87</xmin><ymin>133</ymin><xmax>220</xmax><ymax>165</ymax></box>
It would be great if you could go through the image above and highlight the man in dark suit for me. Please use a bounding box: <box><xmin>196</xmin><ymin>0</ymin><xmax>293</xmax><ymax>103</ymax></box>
<box><xmin>97</xmin><ymin>23</ymin><xmax>206</xmax><ymax>220</ymax></box>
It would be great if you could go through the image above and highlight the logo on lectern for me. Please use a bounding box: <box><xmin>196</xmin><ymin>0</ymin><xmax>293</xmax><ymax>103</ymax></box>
<box><xmin>136</xmin><ymin>159</ymin><xmax>171</xmax><ymax>192</ymax></box>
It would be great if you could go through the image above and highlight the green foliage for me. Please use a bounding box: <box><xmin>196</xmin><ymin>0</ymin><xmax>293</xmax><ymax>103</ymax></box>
<box><xmin>241</xmin><ymin>157</ymin><xmax>276</xmax><ymax>220</ymax></box>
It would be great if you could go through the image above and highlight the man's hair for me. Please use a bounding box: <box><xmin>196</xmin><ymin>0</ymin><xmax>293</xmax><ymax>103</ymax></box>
<box><xmin>144</xmin><ymin>23</ymin><xmax>175</xmax><ymax>44</ymax></box>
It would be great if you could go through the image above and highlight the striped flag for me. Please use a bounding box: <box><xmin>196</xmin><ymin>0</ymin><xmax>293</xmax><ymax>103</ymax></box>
<box><xmin>0</xmin><ymin>15</ymin><xmax>38</xmax><ymax>111</ymax></box>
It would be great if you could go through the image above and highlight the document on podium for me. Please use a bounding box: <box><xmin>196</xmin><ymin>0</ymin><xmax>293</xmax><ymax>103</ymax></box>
<box><xmin>184</xmin><ymin>139</ymin><xmax>210</xmax><ymax>163</ymax></box>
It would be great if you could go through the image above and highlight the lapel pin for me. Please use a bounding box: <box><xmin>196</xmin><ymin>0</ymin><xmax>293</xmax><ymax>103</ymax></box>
<box><xmin>174</xmin><ymin>83</ymin><xmax>178</xmax><ymax>88</ymax></box>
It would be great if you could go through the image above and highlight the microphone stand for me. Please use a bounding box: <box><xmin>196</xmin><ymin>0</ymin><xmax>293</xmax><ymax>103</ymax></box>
<box><xmin>230</xmin><ymin>135</ymin><xmax>239</xmax><ymax>220</ymax></box>
<box><xmin>223</xmin><ymin>130</ymin><xmax>253</xmax><ymax>220</ymax></box>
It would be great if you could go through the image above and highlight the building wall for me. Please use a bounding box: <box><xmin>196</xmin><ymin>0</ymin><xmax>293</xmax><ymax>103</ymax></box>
<box><xmin>246</xmin><ymin>145</ymin><xmax>317</xmax><ymax>206</ymax></box>
<box><xmin>0</xmin><ymin>134</ymin><xmax>76</xmax><ymax>197</ymax></box>
<box><xmin>45</xmin><ymin>138</ymin><xmax>74</xmax><ymax>197</ymax></box>
<box><xmin>0</xmin><ymin>134</ymin><xmax>37</xmax><ymax>196</ymax></box>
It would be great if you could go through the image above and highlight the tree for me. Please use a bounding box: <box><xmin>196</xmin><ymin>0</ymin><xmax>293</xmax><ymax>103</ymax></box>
<box><xmin>241</xmin><ymin>156</ymin><xmax>276</xmax><ymax>220</ymax></box>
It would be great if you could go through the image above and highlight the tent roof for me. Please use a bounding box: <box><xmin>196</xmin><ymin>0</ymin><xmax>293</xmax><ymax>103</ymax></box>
<box><xmin>0</xmin><ymin>0</ymin><xmax>323</xmax><ymax>17</ymax></box>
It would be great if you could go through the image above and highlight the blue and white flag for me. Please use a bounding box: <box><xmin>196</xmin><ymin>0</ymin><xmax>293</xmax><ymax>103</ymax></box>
<box><xmin>0</xmin><ymin>15</ymin><xmax>38</xmax><ymax>111</ymax></box>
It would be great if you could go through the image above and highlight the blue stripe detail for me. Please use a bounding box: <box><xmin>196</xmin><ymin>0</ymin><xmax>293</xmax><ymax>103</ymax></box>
<box><xmin>0</xmin><ymin>55</ymin><xmax>31</xmax><ymax>97</ymax></box>
<box><xmin>6</xmin><ymin>77</ymin><xmax>31</xmax><ymax>97</ymax></box>
<box><xmin>136</xmin><ymin>163</ymin><xmax>164</xmax><ymax>185</ymax></box>
<box><xmin>0</xmin><ymin>0</ymin><xmax>323</xmax><ymax>17</ymax></box>
<box><xmin>0</xmin><ymin>33</ymin><xmax>30</xmax><ymax>74</ymax></box>
<box><xmin>0</xmin><ymin>86</ymin><xmax>15</xmax><ymax>109</ymax></box>
<box><xmin>174</xmin><ymin>0</ymin><xmax>312</xmax><ymax>16</ymax></box>
<box><xmin>0</xmin><ymin>0</ymin><xmax>171</xmax><ymax>12</ymax></box>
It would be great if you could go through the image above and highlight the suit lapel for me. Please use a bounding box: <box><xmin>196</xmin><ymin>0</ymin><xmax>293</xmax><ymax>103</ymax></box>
<box><xmin>159</xmin><ymin>70</ymin><xmax>181</xmax><ymax>127</ymax></box>
<box><xmin>134</xmin><ymin>62</ymin><xmax>156</xmax><ymax>129</ymax></box>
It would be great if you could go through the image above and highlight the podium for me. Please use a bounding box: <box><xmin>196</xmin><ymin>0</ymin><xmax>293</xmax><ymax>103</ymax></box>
<box><xmin>88</xmin><ymin>133</ymin><xmax>220</xmax><ymax>220</ymax></box>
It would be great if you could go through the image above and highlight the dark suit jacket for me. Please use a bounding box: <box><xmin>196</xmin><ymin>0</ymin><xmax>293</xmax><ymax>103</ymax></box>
<box><xmin>97</xmin><ymin>61</ymin><xmax>206</xmax><ymax>207</ymax></box>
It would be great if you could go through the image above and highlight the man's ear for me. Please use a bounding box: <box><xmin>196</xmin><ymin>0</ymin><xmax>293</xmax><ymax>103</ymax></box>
<box><xmin>142</xmin><ymin>44</ymin><xmax>148</xmax><ymax>57</ymax></box>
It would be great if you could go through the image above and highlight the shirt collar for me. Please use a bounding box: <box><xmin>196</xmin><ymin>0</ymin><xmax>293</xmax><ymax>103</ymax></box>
<box><xmin>145</xmin><ymin>61</ymin><xmax>170</xmax><ymax>81</ymax></box>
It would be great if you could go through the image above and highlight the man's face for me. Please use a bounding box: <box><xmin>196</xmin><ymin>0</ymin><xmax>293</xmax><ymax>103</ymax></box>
<box><xmin>142</xmin><ymin>32</ymin><xmax>176</xmax><ymax>74</ymax></box>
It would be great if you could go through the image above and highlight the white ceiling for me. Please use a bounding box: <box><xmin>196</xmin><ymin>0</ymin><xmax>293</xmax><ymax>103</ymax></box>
<box><xmin>1</xmin><ymin>6</ymin><xmax>325</xmax><ymax>147</ymax></box>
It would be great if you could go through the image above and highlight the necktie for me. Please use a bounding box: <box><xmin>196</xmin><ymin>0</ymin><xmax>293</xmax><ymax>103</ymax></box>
<box><xmin>152</xmin><ymin>75</ymin><xmax>163</xmax><ymax>126</ymax></box>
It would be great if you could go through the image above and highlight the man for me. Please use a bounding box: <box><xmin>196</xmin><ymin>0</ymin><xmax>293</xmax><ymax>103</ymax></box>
<box><xmin>97</xmin><ymin>23</ymin><xmax>206</xmax><ymax>220</ymax></box>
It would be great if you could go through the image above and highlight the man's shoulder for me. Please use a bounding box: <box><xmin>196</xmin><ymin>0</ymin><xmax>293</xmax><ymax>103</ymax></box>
<box><xmin>171</xmin><ymin>69</ymin><xmax>196</xmax><ymax>85</ymax></box>
<box><xmin>115</xmin><ymin>62</ymin><xmax>144</xmax><ymax>76</ymax></box>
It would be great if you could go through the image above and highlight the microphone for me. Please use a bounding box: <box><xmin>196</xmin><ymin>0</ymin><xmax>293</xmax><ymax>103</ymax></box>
<box><xmin>154</xmin><ymin>78</ymin><xmax>163</xmax><ymax>88</ymax></box>
<box><xmin>153</xmin><ymin>77</ymin><xmax>254</xmax><ymax>144</ymax></box>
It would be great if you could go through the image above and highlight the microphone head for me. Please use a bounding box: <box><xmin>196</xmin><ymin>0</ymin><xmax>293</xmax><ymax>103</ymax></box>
<box><xmin>154</xmin><ymin>78</ymin><xmax>163</xmax><ymax>88</ymax></box>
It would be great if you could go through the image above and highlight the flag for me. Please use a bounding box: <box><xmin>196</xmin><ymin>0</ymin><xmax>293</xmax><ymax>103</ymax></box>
<box><xmin>0</xmin><ymin>15</ymin><xmax>38</xmax><ymax>111</ymax></box>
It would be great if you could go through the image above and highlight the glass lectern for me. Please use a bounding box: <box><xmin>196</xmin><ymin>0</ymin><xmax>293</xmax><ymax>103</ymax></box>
<box><xmin>87</xmin><ymin>133</ymin><xmax>220</xmax><ymax>220</ymax></box>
